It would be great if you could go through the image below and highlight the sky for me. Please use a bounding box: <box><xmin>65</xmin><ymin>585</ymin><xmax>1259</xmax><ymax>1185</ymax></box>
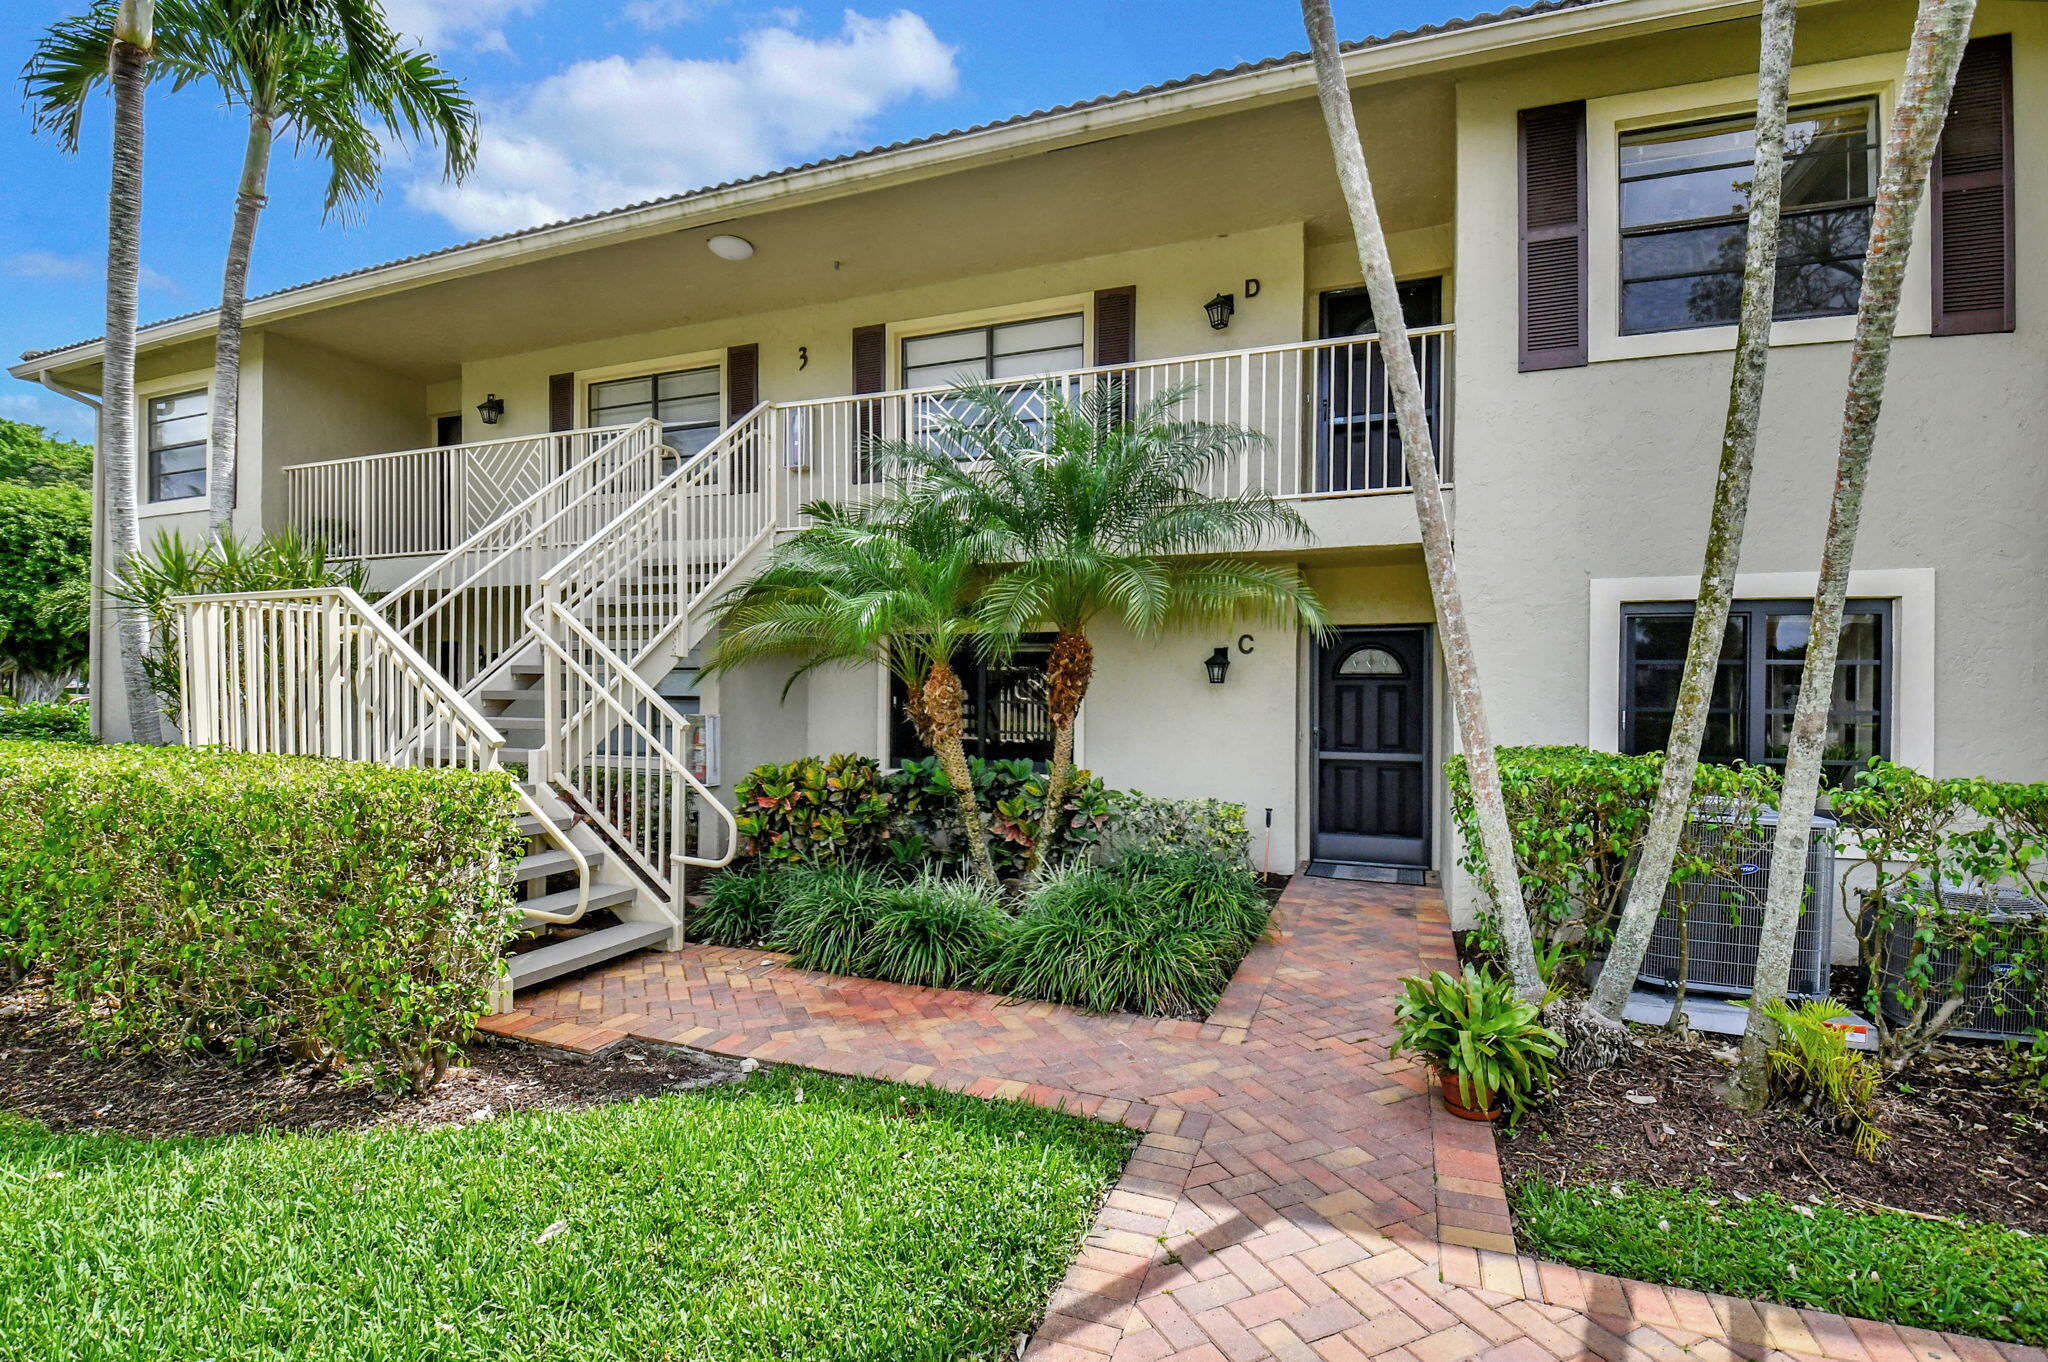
<box><xmin>1</xmin><ymin>0</ymin><xmax>1483</xmax><ymax>441</ymax></box>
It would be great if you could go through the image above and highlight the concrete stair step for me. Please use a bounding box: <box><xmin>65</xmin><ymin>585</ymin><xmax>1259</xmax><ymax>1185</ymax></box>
<box><xmin>509</xmin><ymin>917</ymin><xmax>669</xmax><ymax>991</ymax></box>
<box><xmin>516</xmin><ymin>810</ymin><xmax>573</xmax><ymax>839</ymax></box>
<box><xmin>513</xmin><ymin>846</ymin><xmax>602</xmax><ymax>883</ymax></box>
<box><xmin>517</xmin><ymin>880</ymin><xmax>639</xmax><ymax>922</ymax></box>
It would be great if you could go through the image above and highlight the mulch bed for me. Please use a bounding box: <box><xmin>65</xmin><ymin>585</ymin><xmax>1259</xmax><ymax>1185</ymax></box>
<box><xmin>1499</xmin><ymin>1029</ymin><xmax>2048</xmax><ymax>1233</ymax></box>
<box><xmin>0</xmin><ymin>986</ymin><xmax>735</xmax><ymax>1142</ymax></box>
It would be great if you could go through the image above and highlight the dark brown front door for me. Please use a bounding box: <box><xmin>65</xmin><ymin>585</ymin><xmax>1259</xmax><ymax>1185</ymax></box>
<box><xmin>1313</xmin><ymin>627</ymin><xmax>1430</xmax><ymax>866</ymax></box>
<box><xmin>1314</xmin><ymin>279</ymin><xmax>1444</xmax><ymax>494</ymax></box>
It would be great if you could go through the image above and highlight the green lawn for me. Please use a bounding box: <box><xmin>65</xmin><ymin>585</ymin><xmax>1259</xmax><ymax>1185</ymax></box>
<box><xmin>0</xmin><ymin>1070</ymin><xmax>1135</xmax><ymax>1361</ymax></box>
<box><xmin>1512</xmin><ymin>1177</ymin><xmax>2048</xmax><ymax>1345</ymax></box>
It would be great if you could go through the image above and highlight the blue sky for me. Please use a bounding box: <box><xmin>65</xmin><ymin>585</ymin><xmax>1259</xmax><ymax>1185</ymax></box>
<box><xmin>3</xmin><ymin>0</ymin><xmax>1480</xmax><ymax>441</ymax></box>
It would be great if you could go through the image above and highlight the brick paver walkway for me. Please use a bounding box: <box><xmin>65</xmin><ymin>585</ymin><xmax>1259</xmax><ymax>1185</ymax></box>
<box><xmin>485</xmin><ymin>877</ymin><xmax>2042</xmax><ymax>1362</ymax></box>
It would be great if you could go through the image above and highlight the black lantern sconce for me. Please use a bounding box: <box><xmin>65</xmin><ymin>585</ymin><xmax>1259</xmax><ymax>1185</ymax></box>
<box><xmin>1203</xmin><ymin>292</ymin><xmax>1236</xmax><ymax>331</ymax></box>
<box><xmin>1204</xmin><ymin>646</ymin><xmax>1232</xmax><ymax>685</ymax></box>
<box><xmin>475</xmin><ymin>393</ymin><xmax>506</xmax><ymax>426</ymax></box>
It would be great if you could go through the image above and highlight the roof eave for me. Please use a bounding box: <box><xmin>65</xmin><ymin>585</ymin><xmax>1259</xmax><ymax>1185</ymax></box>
<box><xmin>11</xmin><ymin>0</ymin><xmax>1785</xmax><ymax>383</ymax></box>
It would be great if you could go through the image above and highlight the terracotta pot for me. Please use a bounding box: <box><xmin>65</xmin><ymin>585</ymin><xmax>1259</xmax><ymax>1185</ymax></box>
<box><xmin>1438</xmin><ymin>1069</ymin><xmax>1501</xmax><ymax>1122</ymax></box>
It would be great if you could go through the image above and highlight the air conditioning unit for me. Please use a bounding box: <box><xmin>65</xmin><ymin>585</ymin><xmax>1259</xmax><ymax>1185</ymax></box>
<box><xmin>1871</xmin><ymin>890</ymin><xmax>2048</xmax><ymax>1042</ymax></box>
<box><xmin>1634</xmin><ymin>804</ymin><xmax>1837</xmax><ymax>1000</ymax></box>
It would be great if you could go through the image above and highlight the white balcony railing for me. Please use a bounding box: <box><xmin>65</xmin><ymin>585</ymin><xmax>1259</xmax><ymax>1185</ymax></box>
<box><xmin>282</xmin><ymin>426</ymin><xmax>642</xmax><ymax>561</ymax></box>
<box><xmin>279</xmin><ymin>329</ymin><xmax>1452</xmax><ymax>559</ymax></box>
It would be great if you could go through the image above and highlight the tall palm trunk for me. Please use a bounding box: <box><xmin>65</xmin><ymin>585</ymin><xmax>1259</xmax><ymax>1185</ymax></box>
<box><xmin>206</xmin><ymin>108</ymin><xmax>274</xmax><ymax>537</ymax></box>
<box><xmin>1725</xmin><ymin>0</ymin><xmax>1978</xmax><ymax>1111</ymax></box>
<box><xmin>103</xmin><ymin>1</ymin><xmax>162</xmax><ymax>745</ymax></box>
<box><xmin>923</xmin><ymin>656</ymin><xmax>1002</xmax><ymax>886</ymax></box>
<box><xmin>1300</xmin><ymin>0</ymin><xmax>1542</xmax><ymax>999</ymax></box>
<box><xmin>1026</xmin><ymin>627</ymin><xmax>1092</xmax><ymax>876</ymax></box>
<box><xmin>1589</xmin><ymin>0</ymin><xmax>1800</xmax><ymax>1027</ymax></box>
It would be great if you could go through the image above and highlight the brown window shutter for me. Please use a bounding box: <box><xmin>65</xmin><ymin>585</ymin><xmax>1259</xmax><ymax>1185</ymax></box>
<box><xmin>548</xmin><ymin>372</ymin><xmax>575</xmax><ymax>431</ymax></box>
<box><xmin>1092</xmin><ymin>286</ymin><xmax>1136</xmax><ymax>366</ymax></box>
<box><xmin>851</xmin><ymin>324</ymin><xmax>887</xmax><ymax>482</ymax></box>
<box><xmin>1933</xmin><ymin>35</ymin><xmax>2014</xmax><ymax>337</ymax></box>
<box><xmin>1518</xmin><ymin>101</ymin><xmax>1588</xmax><ymax>372</ymax></box>
<box><xmin>726</xmin><ymin>344</ymin><xmax>760</xmax><ymax>492</ymax></box>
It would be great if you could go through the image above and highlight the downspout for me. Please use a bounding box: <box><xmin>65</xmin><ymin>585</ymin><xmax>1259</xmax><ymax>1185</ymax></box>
<box><xmin>37</xmin><ymin>372</ymin><xmax>107</xmax><ymax>738</ymax></box>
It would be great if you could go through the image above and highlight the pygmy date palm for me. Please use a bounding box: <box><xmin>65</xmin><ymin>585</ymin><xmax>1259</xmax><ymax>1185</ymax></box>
<box><xmin>877</xmin><ymin>381</ymin><xmax>1330</xmax><ymax>878</ymax></box>
<box><xmin>700</xmin><ymin>495</ymin><xmax>1011</xmax><ymax>886</ymax></box>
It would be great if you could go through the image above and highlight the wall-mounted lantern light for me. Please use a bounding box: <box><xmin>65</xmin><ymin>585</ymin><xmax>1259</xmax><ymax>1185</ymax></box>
<box><xmin>1205</xmin><ymin>646</ymin><xmax>1232</xmax><ymax>685</ymax></box>
<box><xmin>1203</xmin><ymin>292</ymin><xmax>1236</xmax><ymax>331</ymax></box>
<box><xmin>475</xmin><ymin>393</ymin><xmax>505</xmax><ymax>426</ymax></box>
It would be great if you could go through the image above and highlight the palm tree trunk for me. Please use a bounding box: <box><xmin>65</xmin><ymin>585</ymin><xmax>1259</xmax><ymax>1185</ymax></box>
<box><xmin>1589</xmin><ymin>0</ymin><xmax>1799</xmax><ymax>1027</ymax></box>
<box><xmin>923</xmin><ymin>657</ymin><xmax>1001</xmax><ymax>886</ymax></box>
<box><xmin>1724</xmin><ymin>0</ymin><xmax>1979</xmax><ymax>1112</ymax></box>
<box><xmin>1300</xmin><ymin>0</ymin><xmax>1542</xmax><ymax>1000</ymax></box>
<box><xmin>103</xmin><ymin>1</ymin><xmax>162</xmax><ymax>745</ymax></box>
<box><xmin>1026</xmin><ymin>628</ymin><xmax>1092</xmax><ymax>877</ymax></box>
<box><xmin>206</xmin><ymin>109</ymin><xmax>274</xmax><ymax>539</ymax></box>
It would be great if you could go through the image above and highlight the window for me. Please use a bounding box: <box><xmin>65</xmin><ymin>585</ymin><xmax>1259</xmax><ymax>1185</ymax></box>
<box><xmin>901</xmin><ymin>313</ymin><xmax>1085</xmax><ymax>390</ymax></box>
<box><xmin>889</xmin><ymin>636</ymin><xmax>1054</xmax><ymax>765</ymax></box>
<box><xmin>1619</xmin><ymin>100</ymin><xmax>1879</xmax><ymax>334</ymax></box>
<box><xmin>147</xmin><ymin>389</ymin><xmax>207</xmax><ymax>502</ymax></box>
<box><xmin>1621</xmin><ymin>599</ymin><xmax>1890</xmax><ymax>783</ymax></box>
<box><xmin>1337</xmin><ymin>645</ymin><xmax>1406</xmax><ymax>677</ymax></box>
<box><xmin>587</xmin><ymin>366</ymin><xmax>720</xmax><ymax>458</ymax></box>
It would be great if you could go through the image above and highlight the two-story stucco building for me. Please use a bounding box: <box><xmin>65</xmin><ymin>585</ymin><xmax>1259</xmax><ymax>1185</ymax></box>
<box><xmin>15</xmin><ymin>0</ymin><xmax>2041</xmax><ymax>951</ymax></box>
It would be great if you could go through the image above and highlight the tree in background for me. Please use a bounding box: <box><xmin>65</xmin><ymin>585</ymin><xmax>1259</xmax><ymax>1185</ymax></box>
<box><xmin>878</xmin><ymin>381</ymin><xmax>1331</xmax><ymax>880</ymax></box>
<box><xmin>0</xmin><ymin>420</ymin><xmax>93</xmax><ymax>490</ymax></box>
<box><xmin>1298</xmin><ymin>0</ymin><xmax>1544</xmax><ymax>1000</ymax></box>
<box><xmin>1728</xmin><ymin>0</ymin><xmax>1981</xmax><ymax>1111</ymax></box>
<box><xmin>1586</xmin><ymin>0</ymin><xmax>1801</xmax><ymax>1037</ymax></box>
<box><xmin>22</xmin><ymin>0</ymin><xmax>477</xmax><ymax>538</ymax></box>
<box><xmin>23</xmin><ymin>0</ymin><xmax>161</xmax><ymax>741</ymax></box>
<box><xmin>0</xmin><ymin>479</ymin><xmax>91</xmax><ymax>702</ymax></box>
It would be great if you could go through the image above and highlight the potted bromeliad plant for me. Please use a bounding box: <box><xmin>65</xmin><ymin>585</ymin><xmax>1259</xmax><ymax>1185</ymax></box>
<box><xmin>1392</xmin><ymin>966</ymin><xmax>1562</xmax><ymax>1122</ymax></box>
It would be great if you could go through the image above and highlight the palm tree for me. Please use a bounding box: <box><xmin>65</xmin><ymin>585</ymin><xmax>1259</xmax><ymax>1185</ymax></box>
<box><xmin>1298</xmin><ymin>0</ymin><xmax>1544</xmax><ymax>999</ymax></box>
<box><xmin>878</xmin><ymin>381</ymin><xmax>1331</xmax><ymax>878</ymax></box>
<box><xmin>701</xmin><ymin>496</ymin><xmax>1012</xmax><ymax>886</ymax></box>
<box><xmin>24</xmin><ymin>0</ymin><xmax>162</xmax><ymax>743</ymax></box>
<box><xmin>1587</xmin><ymin>0</ymin><xmax>1801</xmax><ymax>1033</ymax></box>
<box><xmin>1726</xmin><ymin>0</ymin><xmax>1980</xmax><ymax>1112</ymax></box>
<box><xmin>24</xmin><ymin>0</ymin><xmax>477</xmax><ymax>539</ymax></box>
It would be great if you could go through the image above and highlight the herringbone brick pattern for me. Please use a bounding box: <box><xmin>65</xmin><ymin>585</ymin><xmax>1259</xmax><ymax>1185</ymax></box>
<box><xmin>488</xmin><ymin>878</ymin><xmax>2043</xmax><ymax>1362</ymax></box>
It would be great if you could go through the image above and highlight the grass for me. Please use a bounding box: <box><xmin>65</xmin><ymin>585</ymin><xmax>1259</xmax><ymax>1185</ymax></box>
<box><xmin>0</xmin><ymin>1069</ymin><xmax>1135</xmax><ymax>1361</ymax></box>
<box><xmin>1511</xmin><ymin>1177</ymin><xmax>2048</xmax><ymax>1345</ymax></box>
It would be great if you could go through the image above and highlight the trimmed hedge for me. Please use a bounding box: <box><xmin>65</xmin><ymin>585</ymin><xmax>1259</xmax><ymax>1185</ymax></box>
<box><xmin>0</xmin><ymin>742</ymin><xmax>520</xmax><ymax>1090</ymax></box>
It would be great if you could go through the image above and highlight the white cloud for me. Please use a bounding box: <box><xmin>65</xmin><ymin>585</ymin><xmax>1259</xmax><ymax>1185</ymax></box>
<box><xmin>379</xmin><ymin>0</ymin><xmax>546</xmax><ymax>55</ymax></box>
<box><xmin>620</xmin><ymin>0</ymin><xmax>713</xmax><ymax>30</ymax></box>
<box><xmin>5</xmin><ymin>251</ymin><xmax>180</xmax><ymax>294</ymax></box>
<box><xmin>0</xmin><ymin>389</ymin><xmax>96</xmax><ymax>442</ymax></box>
<box><xmin>408</xmin><ymin>9</ymin><xmax>958</xmax><ymax>234</ymax></box>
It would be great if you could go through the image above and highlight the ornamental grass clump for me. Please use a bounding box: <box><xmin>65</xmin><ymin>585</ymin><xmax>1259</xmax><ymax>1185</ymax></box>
<box><xmin>860</xmin><ymin>871</ymin><xmax>1009</xmax><ymax>989</ymax></box>
<box><xmin>0</xmin><ymin>741</ymin><xmax>519</xmax><ymax>1090</ymax></box>
<box><xmin>692</xmin><ymin>864</ymin><xmax>783</xmax><ymax>947</ymax></box>
<box><xmin>768</xmin><ymin>864</ymin><xmax>891</xmax><ymax>977</ymax></box>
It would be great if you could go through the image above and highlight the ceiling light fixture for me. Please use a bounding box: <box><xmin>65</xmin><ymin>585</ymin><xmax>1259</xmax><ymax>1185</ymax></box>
<box><xmin>706</xmin><ymin>234</ymin><xmax>755</xmax><ymax>261</ymax></box>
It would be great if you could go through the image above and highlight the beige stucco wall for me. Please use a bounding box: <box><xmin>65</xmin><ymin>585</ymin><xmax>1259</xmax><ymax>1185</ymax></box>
<box><xmin>1442</xmin><ymin>1</ymin><xmax>2048</xmax><ymax>923</ymax></box>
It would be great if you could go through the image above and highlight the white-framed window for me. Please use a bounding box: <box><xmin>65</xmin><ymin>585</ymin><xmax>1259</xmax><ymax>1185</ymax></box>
<box><xmin>901</xmin><ymin>313</ymin><xmax>1085</xmax><ymax>390</ymax></box>
<box><xmin>1618</xmin><ymin>99</ymin><xmax>1879</xmax><ymax>335</ymax></box>
<box><xmin>146</xmin><ymin>389</ymin><xmax>207</xmax><ymax>503</ymax></box>
<box><xmin>587</xmin><ymin>365</ymin><xmax>721</xmax><ymax>458</ymax></box>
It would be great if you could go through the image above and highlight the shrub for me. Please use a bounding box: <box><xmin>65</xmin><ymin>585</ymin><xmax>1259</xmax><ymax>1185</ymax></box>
<box><xmin>0</xmin><ymin>700</ymin><xmax>92</xmax><ymax>744</ymax></box>
<box><xmin>860</xmin><ymin>872</ymin><xmax>1009</xmax><ymax>989</ymax></box>
<box><xmin>692</xmin><ymin>864</ymin><xmax>783</xmax><ymax>947</ymax></box>
<box><xmin>1101</xmin><ymin>791</ymin><xmax>1251</xmax><ymax>865</ymax></box>
<box><xmin>1391</xmin><ymin>966</ymin><xmax>1561</xmax><ymax>1120</ymax></box>
<box><xmin>979</xmin><ymin>857</ymin><xmax>1257</xmax><ymax>1017</ymax></box>
<box><xmin>769</xmin><ymin>864</ymin><xmax>891</xmax><ymax>976</ymax></box>
<box><xmin>1446</xmin><ymin>746</ymin><xmax>1779</xmax><ymax>982</ymax></box>
<box><xmin>1833</xmin><ymin>759</ymin><xmax>2048</xmax><ymax>1070</ymax></box>
<box><xmin>1760</xmin><ymin>999</ymin><xmax>1887</xmax><ymax>1158</ymax></box>
<box><xmin>1113</xmin><ymin>847</ymin><xmax>1271</xmax><ymax>956</ymax></box>
<box><xmin>0</xmin><ymin>742</ymin><xmax>518</xmax><ymax>1089</ymax></box>
<box><xmin>732</xmin><ymin>754</ymin><xmax>895</xmax><ymax>865</ymax></box>
<box><xmin>886</xmin><ymin>755</ymin><xmax>1114</xmax><ymax>876</ymax></box>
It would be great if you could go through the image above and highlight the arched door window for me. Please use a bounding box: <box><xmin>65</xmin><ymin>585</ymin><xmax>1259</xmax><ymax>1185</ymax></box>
<box><xmin>1337</xmin><ymin>644</ymin><xmax>1407</xmax><ymax>678</ymax></box>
